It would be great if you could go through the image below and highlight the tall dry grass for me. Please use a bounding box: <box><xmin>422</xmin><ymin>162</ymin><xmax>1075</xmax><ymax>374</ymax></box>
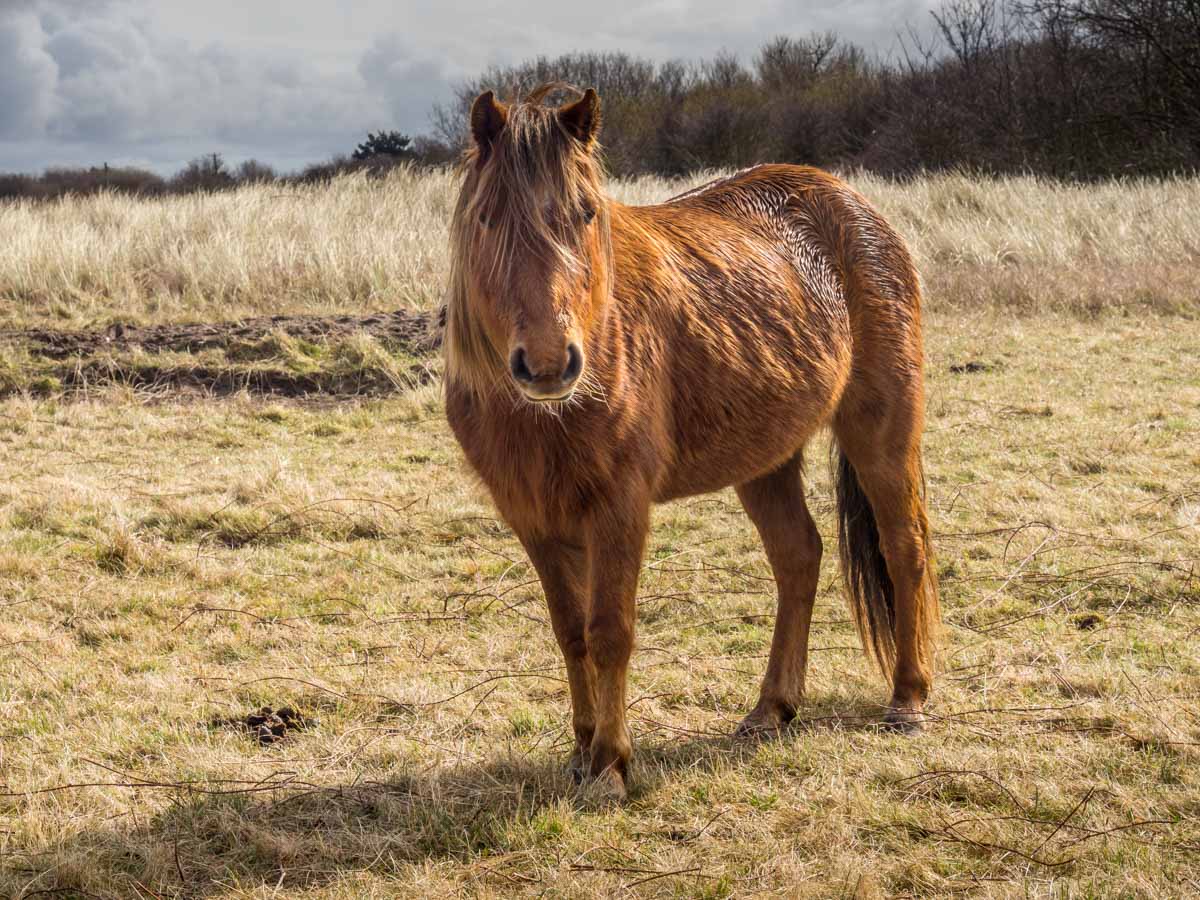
<box><xmin>1</xmin><ymin>165</ymin><xmax>1198</xmax><ymax>329</ymax></box>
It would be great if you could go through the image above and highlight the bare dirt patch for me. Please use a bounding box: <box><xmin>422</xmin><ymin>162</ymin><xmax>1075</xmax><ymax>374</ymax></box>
<box><xmin>0</xmin><ymin>308</ymin><xmax>440</xmax><ymax>360</ymax></box>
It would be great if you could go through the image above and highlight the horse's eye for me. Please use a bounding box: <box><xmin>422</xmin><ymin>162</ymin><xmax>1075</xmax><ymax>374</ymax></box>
<box><xmin>581</xmin><ymin>204</ymin><xmax>596</xmax><ymax>224</ymax></box>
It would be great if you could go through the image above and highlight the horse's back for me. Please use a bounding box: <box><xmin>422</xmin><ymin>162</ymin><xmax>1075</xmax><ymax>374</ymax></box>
<box><xmin>646</xmin><ymin>162</ymin><xmax>924</xmax><ymax>377</ymax></box>
<box><xmin>611</xmin><ymin>166</ymin><xmax>869</xmax><ymax>499</ymax></box>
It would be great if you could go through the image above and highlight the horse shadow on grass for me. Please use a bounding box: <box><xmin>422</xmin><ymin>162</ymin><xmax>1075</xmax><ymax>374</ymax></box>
<box><xmin>9</xmin><ymin>700</ymin><xmax>894</xmax><ymax>898</ymax></box>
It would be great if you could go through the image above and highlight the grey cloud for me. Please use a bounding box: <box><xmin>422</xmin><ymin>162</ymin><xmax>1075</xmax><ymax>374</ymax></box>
<box><xmin>358</xmin><ymin>35</ymin><xmax>458</xmax><ymax>133</ymax></box>
<box><xmin>45</xmin><ymin>15</ymin><xmax>376</xmax><ymax>143</ymax></box>
<box><xmin>0</xmin><ymin>0</ymin><xmax>946</xmax><ymax>174</ymax></box>
<box><xmin>44</xmin><ymin>17</ymin><xmax>163</xmax><ymax>141</ymax></box>
<box><xmin>1</xmin><ymin>0</ymin><xmax>385</xmax><ymax>169</ymax></box>
<box><xmin>0</xmin><ymin>10</ymin><xmax>57</xmax><ymax>137</ymax></box>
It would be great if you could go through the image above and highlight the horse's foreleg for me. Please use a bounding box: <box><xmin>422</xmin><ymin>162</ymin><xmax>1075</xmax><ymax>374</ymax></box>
<box><xmin>519</xmin><ymin>533</ymin><xmax>597</xmax><ymax>778</ymax></box>
<box><xmin>583</xmin><ymin>499</ymin><xmax>649</xmax><ymax>800</ymax></box>
<box><xmin>734</xmin><ymin>454</ymin><xmax>822</xmax><ymax>735</ymax></box>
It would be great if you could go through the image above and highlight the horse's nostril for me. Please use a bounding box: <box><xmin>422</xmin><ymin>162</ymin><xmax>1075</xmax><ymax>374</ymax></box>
<box><xmin>510</xmin><ymin>347</ymin><xmax>534</xmax><ymax>384</ymax></box>
<box><xmin>563</xmin><ymin>343</ymin><xmax>583</xmax><ymax>383</ymax></box>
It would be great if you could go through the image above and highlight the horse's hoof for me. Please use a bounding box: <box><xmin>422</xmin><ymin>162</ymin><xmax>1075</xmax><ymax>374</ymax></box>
<box><xmin>567</xmin><ymin>750</ymin><xmax>590</xmax><ymax>784</ymax></box>
<box><xmin>585</xmin><ymin>767</ymin><xmax>628</xmax><ymax>803</ymax></box>
<box><xmin>735</xmin><ymin>700</ymin><xmax>795</xmax><ymax>739</ymax></box>
<box><xmin>883</xmin><ymin>707</ymin><xmax>925</xmax><ymax>734</ymax></box>
<box><xmin>735</xmin><ymin>710</ymin><xmax>785</xmax><ymax>738</ymax></box>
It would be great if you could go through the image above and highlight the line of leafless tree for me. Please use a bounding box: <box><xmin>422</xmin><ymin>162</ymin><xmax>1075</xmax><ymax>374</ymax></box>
<box><xmin>429</xmin><ymin>0</ymin><xmax>1200</xmax><ymax>178</ymax></box>
<box><xmin>2</xmin><ymin>0</ymin><xmax>1196</xmax><ymax>200</ymax></box>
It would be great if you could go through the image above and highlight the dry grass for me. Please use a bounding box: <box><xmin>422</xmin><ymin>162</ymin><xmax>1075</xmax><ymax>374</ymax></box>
<box><xmin>1</xmin><ymin>307</ymin><xmax>1198</xmax><ymax>897</ymax></box>
<box><xmin>1</xmin><ymin>167</ymin><xmax>1198</xmax><ymax>330</ymax></box>
<box><xmin>1</xmin><ymin>168</ymin><xmax>1197</xmax><ymax>896</ymax></box>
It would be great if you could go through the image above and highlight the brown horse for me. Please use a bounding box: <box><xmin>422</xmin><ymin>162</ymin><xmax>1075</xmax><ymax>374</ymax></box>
<box><xmin>444</xmin><ymin>84</ymin><xmax>939</xmax><ymax>799</ymax></box>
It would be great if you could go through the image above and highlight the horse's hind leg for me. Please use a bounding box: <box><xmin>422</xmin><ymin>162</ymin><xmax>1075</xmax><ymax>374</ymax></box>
<box><xmin>833</xmin><ymin>390</ymin><xmax>938</xmax><ymax>730</ymax></box>
<box><xmin>734</xmin><ymin>453</ymin><xmax>822</xmax><ymax>735</ymax></box>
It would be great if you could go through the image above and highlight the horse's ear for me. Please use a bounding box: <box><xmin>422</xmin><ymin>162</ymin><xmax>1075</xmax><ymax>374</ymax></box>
<box><xmin>470</xmin><ymin>90</ymin><xmax>508</xmax><ymax>162</ymax></box>
<box><xmin>558</xmin><ymin>88</ymin><xmax>600</xmax><ymax>147</ymax></box>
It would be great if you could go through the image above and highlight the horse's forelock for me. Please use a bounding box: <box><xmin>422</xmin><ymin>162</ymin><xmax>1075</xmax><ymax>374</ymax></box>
<box><xmin>473</xmin><ymin>96</ymin><xmax>603</xmax><ymax>273</ymax></box>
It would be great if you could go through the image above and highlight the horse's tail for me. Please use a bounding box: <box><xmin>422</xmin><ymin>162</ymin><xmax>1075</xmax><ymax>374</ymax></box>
<box><xmin>833</xmin><ymin>443</ymin><xmax>939</xmax><ymax>680</ymax></box>
<box><xmin>834</xmin><ymin>449</ymin><xmax>897</xmax><ymax>675</ymax></box>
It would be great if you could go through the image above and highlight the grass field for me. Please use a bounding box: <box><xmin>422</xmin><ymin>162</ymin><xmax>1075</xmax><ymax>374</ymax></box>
<box><xmin>2</xmin><ymin>166</ymin><xmax>1199</xmax><ymax>331</ymax></box>
<box><xmin>1</xmin><ymin>170</ymin><xmax>1198</xmax><ymax>898</ymax></box>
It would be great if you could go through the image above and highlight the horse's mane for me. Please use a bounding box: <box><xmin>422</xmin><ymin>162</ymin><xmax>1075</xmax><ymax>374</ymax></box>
<box><xmin>444</xmin><ymin>82</ymin><xmax>610</xmax><ymax>397</ymax></box>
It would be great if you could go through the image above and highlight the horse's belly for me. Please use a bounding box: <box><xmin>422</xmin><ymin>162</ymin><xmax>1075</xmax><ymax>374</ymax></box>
<box><xmin>654</xmin><ymin>405</ymin><xmax>814</xmax><ymax>500</ymax></box>
<box><xmin>654</xmin><ymin>340</ymin><xmax>849</xmax><ymax>500</ymax></box>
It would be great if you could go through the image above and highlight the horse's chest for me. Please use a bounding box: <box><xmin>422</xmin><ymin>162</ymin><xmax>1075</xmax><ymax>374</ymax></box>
<box><xmin>446</xmin><ymin>393</ymin><xmax>603</xmax><ymax>530</ymax></box>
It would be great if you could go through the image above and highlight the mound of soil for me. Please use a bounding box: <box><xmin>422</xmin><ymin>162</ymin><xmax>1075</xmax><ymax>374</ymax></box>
<box><xmin>948</xmin><ymin>360</ymin><xmax>1000</xmax><ymax>374</ymax></box>
<box><xmin>212</xmin><ymin>705</ymin><xmax>313</xmax><ymax>745</ymax></box>
<box><xmin>0</xmin><ymin>308</ymin><xmax>441</xmax><ymax>360</ymax></box>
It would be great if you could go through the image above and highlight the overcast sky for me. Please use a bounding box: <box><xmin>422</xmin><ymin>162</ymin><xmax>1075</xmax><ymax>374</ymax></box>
<box><xmin>0</xmin><ymin>0</ymin><xmax>941</xmax><ymax>175</ymax></box>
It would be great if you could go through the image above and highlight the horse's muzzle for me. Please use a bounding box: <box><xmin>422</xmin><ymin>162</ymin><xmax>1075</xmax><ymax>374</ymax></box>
<box><xmin>510</xmin><ymin>342</ymin><xmax>584</xmax><ymax>401</ymax></box>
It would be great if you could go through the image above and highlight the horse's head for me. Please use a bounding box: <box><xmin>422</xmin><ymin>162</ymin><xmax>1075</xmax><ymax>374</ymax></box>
<box><xmin>446</xmin><ymin>83</ymin><xmax>609</xmax><ymax>404</ymax></box>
